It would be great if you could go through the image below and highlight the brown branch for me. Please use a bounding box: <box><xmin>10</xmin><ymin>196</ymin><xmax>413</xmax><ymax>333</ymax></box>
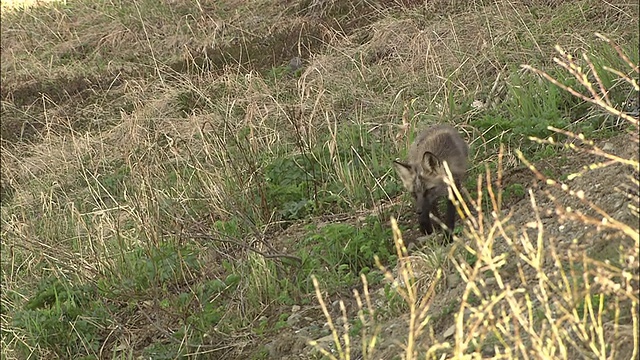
<box><xmin>185</xmin><ymin>232</ymin><xmax>302</xmax><ymax>263</ymax></box>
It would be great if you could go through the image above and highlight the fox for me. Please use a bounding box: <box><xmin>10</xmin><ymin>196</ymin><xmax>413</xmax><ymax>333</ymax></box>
<box><xmin>393</xmin><ymin>124</ymin><xmax>469</xmax><ymax>243</ymax></box>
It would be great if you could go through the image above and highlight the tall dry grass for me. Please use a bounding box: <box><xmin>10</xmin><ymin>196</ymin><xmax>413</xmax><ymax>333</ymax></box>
<box><xmin>310</xmin><ymin>34</ymin><xmax>639</xmax><ymax>360</ymax></box>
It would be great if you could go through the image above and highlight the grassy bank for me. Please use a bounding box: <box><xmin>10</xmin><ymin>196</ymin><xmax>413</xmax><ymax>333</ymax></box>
<box><xmin>1</xmin><ymin>0</ymin><xmax>638</xmax><ymax>358</ymax></box>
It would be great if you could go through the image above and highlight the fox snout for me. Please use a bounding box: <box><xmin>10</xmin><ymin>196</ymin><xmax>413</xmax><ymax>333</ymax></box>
<box><xmin>414</xmin><ymin>196</ymin><xmax>434</xmax><ymax>234</ymax></box>
<box><xmin>417</xmin><ymin>212</ymin><xmax>434</xmax><ymax>235</ymax></box>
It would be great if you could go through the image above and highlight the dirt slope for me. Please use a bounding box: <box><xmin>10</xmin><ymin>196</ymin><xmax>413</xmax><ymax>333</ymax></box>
<box><xmin>251</xmin><ymin>131</ymin><xmax>639</xmax><ymax>359</ymax></box>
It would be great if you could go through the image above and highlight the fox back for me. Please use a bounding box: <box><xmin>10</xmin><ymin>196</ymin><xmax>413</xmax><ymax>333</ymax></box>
<box><xmin>393</xmin><ymin>124</ymin><xmax>469</xmax><ymax>240</ymax></box>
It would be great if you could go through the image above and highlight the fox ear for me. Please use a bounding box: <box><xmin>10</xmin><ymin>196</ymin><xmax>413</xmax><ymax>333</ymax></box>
<box><xmin>393</xmin><ymin>160</ymin><xmax>415</xmax><ymax>191</ymax></box>
<box><xmin>421</xmin><ymin>151</ymin><xmax>441</xmax><ymax>172</ymax></box>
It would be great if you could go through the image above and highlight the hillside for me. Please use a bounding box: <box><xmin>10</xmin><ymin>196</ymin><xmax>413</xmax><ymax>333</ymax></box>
<box><xmin>1</xmin><ymin>0</ymin><xmax>638</xmax><ymax>359</ymax></box>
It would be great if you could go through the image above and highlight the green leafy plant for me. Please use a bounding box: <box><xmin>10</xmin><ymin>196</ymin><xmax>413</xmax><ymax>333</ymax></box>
<box><xmin>11</xmin><ymin>278</ymin><xmax>111</xmax><ymax>358</ymax></box>
<box><xmin>299</xmin><ymin>219</ymin><xmax>396</xmax><ymax>291</ymax></box>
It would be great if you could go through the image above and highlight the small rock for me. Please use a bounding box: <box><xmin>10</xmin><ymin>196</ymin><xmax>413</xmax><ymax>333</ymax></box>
<box><xmin>443</xmin><ymin>324</ymin><xmax>456</xmax><ymax>339</ymax></box>
<box><xmin>463</xmin><ymin>308</ymin><xmax>472</xmax><ymax>319</ymax></box>
<box><xmin>295</xmin><ymin>327</ymin><xmax>310</xmax><ymax>337</ymax></box>
<box><xmin>292</xmin><ymin>305</ymin><xmax>301</xmax><ymax>313</ymax></box>
<box><xmin>287</xmin><ymin>313</ymin><xmax>302</xmax><ymax>327</ymax></box>
<box><xmin>447</xmin><ymin>273</ymin><xmax>461</xmax><ymax>289</ymax></box>
<box><xmin>482</xmin><ymin>347</ymin><xmax>497</xmax><ymax>357</ymax></box>
<box><xmin>406</xmin><ymin>241</ymin><xmax>416</xmax><ymax>251</ymax></box>
<box><xmin>264</xmin><ymin>341</ymin><xmax>276</xmax><ymax>358</ymax></box>
<box><xmin>471</xmin><ymin>99</ymin><xmax>486</xmax><ymax>109</ymax></box>
<box><xmin>602</xmin><ymin>142</ymin><xmax>614</xmax><ymax>152</ymax></box>
<box><xmin>288</xmin><ymin>57</ymin><xmax>303</xmax><ymax>72</ymax></box>
<box><xmin>312</xmin><ymin>334</ymin><xmax>334</xmax><ymax>346</ymax></box>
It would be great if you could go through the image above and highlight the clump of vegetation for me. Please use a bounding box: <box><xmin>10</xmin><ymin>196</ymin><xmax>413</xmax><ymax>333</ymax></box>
<box><xmin>311</xmin><ymin>34</ymin><xmax>639</xmax><ymax>359</ymax></box>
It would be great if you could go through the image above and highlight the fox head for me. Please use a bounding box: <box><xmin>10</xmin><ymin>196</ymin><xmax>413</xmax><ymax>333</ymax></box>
<box><xmin>393</xmin><ymin>151</ymin><xmax>453</xmax><ymax>235</ymax></box>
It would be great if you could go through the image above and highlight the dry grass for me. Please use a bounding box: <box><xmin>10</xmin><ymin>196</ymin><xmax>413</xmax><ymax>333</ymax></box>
<box><xmin>310</xmin><ymin>36</ymin><xmax>638</xmax><ymax>359</ymax></box>
<box><xmin>1</xmin><ymin>0</ymin><xmax>638</xmax><ymax>358</ymax></box>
